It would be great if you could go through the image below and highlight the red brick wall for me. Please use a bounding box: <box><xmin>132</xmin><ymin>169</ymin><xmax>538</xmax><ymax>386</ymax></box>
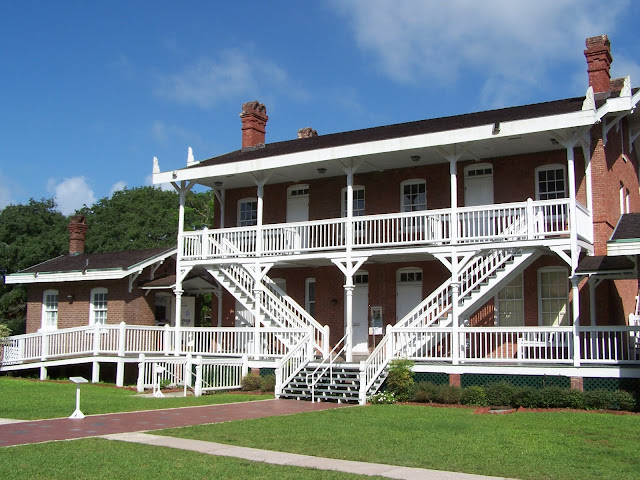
<box><xmin>24</xmin><ymin>260</ymin><xmax>176</xmax><ymax>333</ymax></box>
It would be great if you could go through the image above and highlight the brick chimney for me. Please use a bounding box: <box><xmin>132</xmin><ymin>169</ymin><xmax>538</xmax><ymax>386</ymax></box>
<box><xmin>240</xmin><ymin>101</ymin><xmax>268</xmax><ymax>150</ymax></box>
<box><xmin>584</xmin><ymin>35</ymin><xmax>612</xmax><ymax>94</ymax></box>
<box><xmin>68</xmin><ymin>215</ymin><xmax>88</xmax><ymax>255</ymax></box>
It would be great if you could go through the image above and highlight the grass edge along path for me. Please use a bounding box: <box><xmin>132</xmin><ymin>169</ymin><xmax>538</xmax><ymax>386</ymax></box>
<box><xmin>0</xmin><ymin>377</ymin><xmax>272</xmax><ymax>420</ymax></box>
<box><xmin>156</xmin><ymin>404</ymin><xmax>640</xmax><ymax>480</ymax></box>
<box><xmin>0</xmin><ymin>438</ymin><xmax>390</xmax><ymax>480</ymax></box>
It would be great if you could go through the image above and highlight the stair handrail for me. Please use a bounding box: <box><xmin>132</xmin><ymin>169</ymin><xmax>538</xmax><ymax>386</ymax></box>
<box><xmin>275</xmin><ymin>330</ymin><xmax>313</xmax><ymax>397</ymax></box>
<box><xmin>306</xmin><ymin>332</ymin><xmax>349</xmax><ymax>403</ymax></box>
<box><xmin>359</xmin><ymin>326</ymin><xmax>394</xmax><ymax>404</ymax></box>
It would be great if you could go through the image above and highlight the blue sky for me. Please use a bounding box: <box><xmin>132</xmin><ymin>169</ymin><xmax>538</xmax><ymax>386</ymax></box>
<box><xmin>1</xmin><ymin>1</ymin><xmax>638</xmax><ymax>215</ymax></box>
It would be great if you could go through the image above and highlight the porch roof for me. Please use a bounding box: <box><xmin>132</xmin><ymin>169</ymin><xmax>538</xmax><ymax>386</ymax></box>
<box><xmin>4</xmin><ymin>247</ymin><xmax>176</xmax><ymax>284</ymax></box>
<box><xmin>607</xmin><ymin>213</ymin><xmax>640</xmax><ymax>256</ymax></box>
<box><xmin>575</xmin><ymin>255</ymin><xmax>636</xmax><ymax>277</ymax></box>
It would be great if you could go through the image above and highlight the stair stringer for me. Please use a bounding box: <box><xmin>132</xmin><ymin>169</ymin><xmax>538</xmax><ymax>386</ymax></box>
<box><xmin>458</xmin><ymin>248</ymin><xmax>542</xmax><ymax>319</ymax></box>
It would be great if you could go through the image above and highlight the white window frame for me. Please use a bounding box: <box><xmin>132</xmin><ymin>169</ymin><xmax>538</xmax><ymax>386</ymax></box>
<box><xmin>494</xmin><ymin>274</ymin><xmax>524</xmax><ymax>326</ymax></box>
<box><xmin>341</xmin><ymin>186</ymin><xmax>365</xmax><ymax>217</ymax></box>
<box><xmin>535</xmin><ymin>164</ymin><xmax>567</xmax><ymax>200</ymax></box>
<box><xmin>400</xmin><ymin>179</ymin><xmax>427</xmax><ymax>212</ymax></box>
<box><xmin>396</xmin><ymin>267</ymin><xmax>423</xmax><ymax>284</ymax></box>
<box><xmin>90</xmin><ymin>287</ymin><xmax>108</xmax><ymax>325</ymax></box>
<box><xmin>305</xmin><ymin>278</ymin><xmax>316</xmax><ymax>317</ymax></box>
<box><xmin>237</xmin><ymin>197</ymin><xmax>258</xmax><ymax>227</ymax></box>
<box><xmin>287</xmin><ymin>184</ymin><xmax>309</xmax><ymax>199</ymax></box>
<box><xmin>41</xmin><ymin>289</ymin><xmax>59</xmax><ymax>331</ymax></box>
<box><xmin>537</xmin><ymin>267</ymin><xmax>569</xmax><ymax>326</ymax></box>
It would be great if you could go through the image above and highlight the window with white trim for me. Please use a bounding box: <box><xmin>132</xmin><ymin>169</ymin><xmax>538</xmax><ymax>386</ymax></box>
<box><xmin>90</xmin><ymin>287</ymin><xmax>108</xmax><ymax>325</ymax></box>
<box><xmin>354</xmin><ymin>271</ymin><xmax>369</xmax><ymax>285</ymax></box>
<box><xmin>305</xmin><ymin>278</ymin><xmax>316</xmax><ymax>317</ymax></box>
<box><xmin>238</xmin><ymin>198</ymin><xmax>258</xmax><ymax>226</ymax></box>
<box><xmin>41</xmin><ymin>289</ymin><xmax>58</xmax><ymax>330</ymax></box>
<box><xmin>620</xmin><ymin>183</ymin><xmax>630</xmax><ymax>214</ymax></box>
<box><xmin>401</xmin><ymin>180</ymin><xmax>427</xmax><ymax>212</ymax></box>
<box><xmin>495</xmin><ymin>274</ymin><xmax>524</xmax><ymax>326</ymax></box>
<box><xmin>341</xmin><ymin>186</ymin><xmax>365</xmax><ymax>217</ymax></box>
<box><xmin>535</xmin><ymin>165</ymin><xmax>566</xmax><ymax>200</ymax></box>
<box><xmin>398</xmin><ymin>269</ymin><xmax>423</xmax><ymax>283</ymax></box>
<box><xmin>538</xmin><ymin>268</ymin><xmax>569</xmax><ymax>326</ymax></box>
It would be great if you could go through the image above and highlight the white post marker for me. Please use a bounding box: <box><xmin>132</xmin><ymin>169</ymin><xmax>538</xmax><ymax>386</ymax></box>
<box><xmin>69</xmin><ymin>376</ymin><xmax>88</xmax><ymax>419</ymax></box>
<box><xmin>153</xmin><ymin>365</ymin><xmax>166</xmax><ymax>398</ymax></box>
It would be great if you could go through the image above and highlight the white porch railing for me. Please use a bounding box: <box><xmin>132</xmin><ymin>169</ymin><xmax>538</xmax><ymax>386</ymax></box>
<box><xmin>579</xmin><ymin>326</ymin><xmax>640</xmax><ymax>363</ymax></box>
<box><xmin>181</xmin><ymin>198</ymin><xmax>582</xmax><ymax>261</ymax></box>
<box><xmin>0</xmin><ymin>323</ymin><xmax>308</xmax><ymax>367</ymax></box>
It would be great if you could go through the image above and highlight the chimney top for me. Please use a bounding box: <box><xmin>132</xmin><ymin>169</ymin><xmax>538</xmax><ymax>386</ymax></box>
<box><xmin>584</xmin><ymin>35</ymin><xmax>613</xmax><ymax>94</ymax></box>
<box><xmin>68</xmin><ymin>215</ymin><xmax>88</xmax><ymax>256</ymax></box>
<box><xmin>297</xmin><ymin>127</ymin><xmax>318</xmax><ymax>139</ymax></box>
<box><xmin>240</xmin><ymin>101</ymin><xmax>268</xmax><ymax>150</ymax></box>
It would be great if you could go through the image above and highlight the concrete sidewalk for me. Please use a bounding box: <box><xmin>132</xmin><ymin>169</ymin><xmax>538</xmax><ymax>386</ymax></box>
<box><xmin>103</xmin><ymin>431</ymin><xmax>515</xmax><ymax>480</ymax></box>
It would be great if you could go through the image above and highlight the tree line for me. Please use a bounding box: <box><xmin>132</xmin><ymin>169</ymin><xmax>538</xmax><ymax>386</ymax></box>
<box><xmin>0</xmin><ymin>187</ymin><xmax>215</xmax><ymax>335</ymax></box>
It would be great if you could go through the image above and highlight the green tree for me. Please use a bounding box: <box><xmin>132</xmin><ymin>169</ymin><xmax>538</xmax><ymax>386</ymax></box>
<box><xmin>0</xmin><ymin>198</ymin><xmax>68</xmax><ymax>334</ymax></box>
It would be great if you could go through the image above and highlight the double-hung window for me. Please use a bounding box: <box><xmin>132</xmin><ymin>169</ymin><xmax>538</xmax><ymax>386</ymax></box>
<box><xmin>90</xmin><ymin>288</ymin><xmax>108</xmax><ymax>325</ymax></box>
<box><xmin>41</xmin><ymin>289</ymin><xmax>59</xmax><ymax>330</ymax></box>
<box><xmin>238</xmin><ymin>198</ymin><xmax>258</xmax><ymax>227</ymax></box>
<box><xmin>538</xmin><ymin>268</ymin><xmax>569</xmax><ymax>326</ymax></box>
<box><xmin>535</xmin><ymin>165</ymin><xmax>566</xmax><ymax>200</ymax></box>
<box><xmin>401</xmin><ymin>180</ymin><xmax>427</xmax><ymax>211</ymax></box>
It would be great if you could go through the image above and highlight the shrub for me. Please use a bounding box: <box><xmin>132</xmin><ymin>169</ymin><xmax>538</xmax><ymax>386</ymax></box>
<box><xmin>539</xmin><ymin>386</ymin><xmax>572</xmax><ymax>408</ymax></box>
<box><xmin>564</xmin><ymin>389</ymin><xmax>585</xmax><ymax>409</ymax></box>
<box><xmin>241</xmin><ymin>373</ymin><xmax>262</xmax><ymax>391</ymax></box>
<box><xmin>485</xmin><ymin>382</ymin><xmax>515</xmax><ymax>407</ymax></box>
<box><xmin>461</xmin><ymin>386</ymin><xmax>487</xmax><ymax>406</ymax></box>
<box><xmin>369</xmin><ymin>391</ymin><xmax>396</xmax><ymax>404</ymax></box>
<box><xmin>410</xmin><ymin>382</ymin><xmax>439</xmax><ymax>403</ymax></box>
<box><xmin>434</xmin><ymin>384</ymin><xmax>462</xmax><ymax>404</ymax></box>
<box><xmin>260</xmin><ymin>374</ymin><xmax>276</xmax><ymax>392</ymax></box>
<box><xmin>611</xmin><ymin>390</ymin><xmax>636</xmax><ymax>411</ymax></box>
<box><xmin>386</xmin><ymin>359</ymin><xmax>414</xmax><ymax>402</ymax></box>
<box><xmin>583</xmin><ymin>389</ymin><xmax>613</xmax><ymax>410</ymax></box>
<box><xmin>510</xmin><ymin>387</ymin><xmax>541</xmax><ymax>408</ymax></box>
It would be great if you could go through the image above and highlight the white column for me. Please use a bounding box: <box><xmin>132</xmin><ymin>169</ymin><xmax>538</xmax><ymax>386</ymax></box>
<box><xmin>219</xmin><ymin>189</ymin><xmax>225</xmax><ymax>228</ymax></box>
<box><xmin>450</xmin><ymin>159</ymin><xmax>458</xmax><ymax>244</ymax></box>
<box><xmin>571</xmin><ymin>277</ymin><xmax>581</xmax><ymax>367</ymax></box>
<box><xmin>214</xmin><ymin>287</ymin><xmax>223</xmax><ymax>327</ymax></box>
<box><xmin>345</xmin><ymin>168</ymin><xmax>354</xmax><ymax>362</ymax></box>
<box><xmin>253</xmin><ymin>182</ymin><xmax>265</xmax><ymax>360</ymax></box>
<box><xmin>174</xmin><ymin>183</ymin><xmax>187</xmax><ymax>331</ymax></box>
<box><xmin>566</xmin><ymin>143</ymin><xmax>579</xmax><ymax>273</ymax></box>
<box><xmin>344</xmin><ymin>282</ymin><xmax>354</xmax><ymax>363</ymax></box>
<box><xmin>588</xmin><ymin>278</ymin><xmax>598</xmax><ymax>327</ymax></box>
<box><xmin>450</xmin><ymin>253</ymin><xmax>460</xmax><ymax>365</ymax></box>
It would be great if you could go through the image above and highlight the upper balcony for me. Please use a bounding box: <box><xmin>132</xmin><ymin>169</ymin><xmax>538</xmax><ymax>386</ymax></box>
<box><xmin>181</xmin><ymin>198</ymin><xmax>593</xmax><ymax>263</ymax></box>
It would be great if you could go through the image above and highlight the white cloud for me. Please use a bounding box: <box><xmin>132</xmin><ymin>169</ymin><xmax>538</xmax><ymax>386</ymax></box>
<box><xmin>110</xmin><ymin>181</ymin><xmax>127</xmax><ymax>196</ymax></box>
<box><xmin>47</xmin><ymin>177</ymin><xmax>96</xmax><ymax>215</ymax></box>
<box><xmin>155</xmin><ymin>48</ymin><xmax>307</xmax><ymax>108</ymax></box>
<box><xmin>331</xmin><ymin>0</ymin><xmax>629</xmax><ymax>106</ymax></box>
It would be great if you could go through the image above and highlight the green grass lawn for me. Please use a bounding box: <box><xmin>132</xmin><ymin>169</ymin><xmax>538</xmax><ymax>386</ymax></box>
<box><xmin>0</xmin><ymin>377</ymin><xmax>272</xmax><ymax>420</ymax></box>
<box><xmin>157</xmin><ymin>404</ymin><xmax>640</xmax><ymax>480</ymax></box>
<box><xmin>0</xmin><ymin>438</ymin><xmax>388</xmax><ymax>480</ymax></box>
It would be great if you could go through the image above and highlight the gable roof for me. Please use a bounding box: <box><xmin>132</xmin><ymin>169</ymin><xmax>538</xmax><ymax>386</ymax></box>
<box><xmin>4</xmin><ymin>247</ymin><xmax>176</xmax><ymax>284</ymax></box>
<box><xmin>607</xmin><ymin>213</ymin><xmax>640</xmax><ymax>256</ymax></box>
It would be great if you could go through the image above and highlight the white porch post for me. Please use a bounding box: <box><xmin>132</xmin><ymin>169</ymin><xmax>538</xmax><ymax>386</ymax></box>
<box><xmin>571</xmin><ymin>277</ymin><xmax>581</xmax><ymax>367</ymax></box>
<box><xmin>214</xmin><ymin>286</ymin><xmax>223</xmax><ymax>327</ymax></box>
<box><xmin>253</xmin><ymin>181</ymin><xmax>265</xmax><ymax>360</ymax></box>
<box><xmin>450</xmin><ymin>254</ymin><xmax>460</xmax><ymax>365</ymax></box>
<box><xmin>566</xmin><ymin>141</ymin><xmax>579</xmax><ymax>274</ymax></box>
<box><xmin>450</xmin><ymin>158</ymin><xmax>458</xmax><ymax>244</ymax></box>
<box><xmin>345</xmin><ymin>166</ymin><xmax>354</xmax><ymax>362</ymax></box>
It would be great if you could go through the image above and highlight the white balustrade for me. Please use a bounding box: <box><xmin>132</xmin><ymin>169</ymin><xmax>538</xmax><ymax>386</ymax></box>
<box><xmin>579</xmin><ymin>326</ymin><xmax>640</xmax><ymax>363</ymax></box>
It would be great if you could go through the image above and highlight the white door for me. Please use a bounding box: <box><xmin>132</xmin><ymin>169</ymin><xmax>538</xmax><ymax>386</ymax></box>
<box><xmin>396</xmin><ymin>269</ymin><xmax>423</xmax><ymax>322</ymax></box>
<box><xmin>464</xmin><ymin>165</ymin><xmax>494</xmax><ymax>238</ymax></box>
<box><xmin>464</xmin><ymin>165</ymin><xmax>494</xmax><ymax>206</ymax></box>
<box><xmin>287</xmin><ymin>185</ymin><xmax>309</xmax><ymax>222</ymax></box>
<box><xmin>351</xmin><ymin>282</ymin><xmax>369</xmax><ymax>353</ymax></box>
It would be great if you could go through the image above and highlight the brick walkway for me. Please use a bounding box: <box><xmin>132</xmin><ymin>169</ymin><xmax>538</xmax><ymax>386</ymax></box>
<box><xmin>0</xmin><ymin>399</ymin><xmax>346</xmax><ymax>447</ymax></box>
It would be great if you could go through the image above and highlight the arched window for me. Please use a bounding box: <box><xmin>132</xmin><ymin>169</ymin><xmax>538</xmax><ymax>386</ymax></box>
<box><xmin>90</xmin><ymin>287</ymin><xmax>108</xmax><ymax>325</ymax></box>
<box><xmin>41</xmin><ymin>289</ymin><xmax>58</xmax><ymax>330</ymax></box>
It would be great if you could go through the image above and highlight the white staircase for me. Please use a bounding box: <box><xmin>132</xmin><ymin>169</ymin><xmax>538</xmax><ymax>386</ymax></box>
<box><xmin>207</xmin><ymin>264</ymin><xmax>327</xmax><ymax>355</ymax></box>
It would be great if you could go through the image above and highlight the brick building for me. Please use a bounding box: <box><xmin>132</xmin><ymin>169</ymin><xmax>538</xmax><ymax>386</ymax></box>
<box><xmin>5</xmin><ymin>216</ymin><xmax>213</xmax><ymax>334</ymax></box>
<box><xmin>154</xmin><ymin>35</ymin><xmax>640</xmax><ymax>369</ymax></box>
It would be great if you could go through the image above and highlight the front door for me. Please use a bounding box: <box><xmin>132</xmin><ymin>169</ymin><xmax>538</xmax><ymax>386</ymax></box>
<box><xmin>396</xmin><ymin>269</ymin><xmax>423</xmax><ymax>322</ymax></box>
<box><xmin>350</xmin><ymin>272</ymin><xmax>369</xmax><ymax>353</ymax></box>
